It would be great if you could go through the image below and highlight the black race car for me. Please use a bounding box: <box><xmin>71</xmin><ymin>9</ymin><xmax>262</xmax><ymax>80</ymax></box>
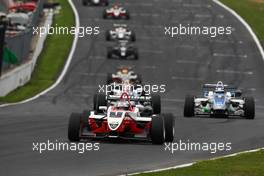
<box><xmin>82</xmin><ymin>0</ymin><xmax>108</xmax><ymax>6</ymax></box>
<box><xmin>107</xmin><ymin>40</ymin><xmax>138</xmax><ymax>60</ymax></box>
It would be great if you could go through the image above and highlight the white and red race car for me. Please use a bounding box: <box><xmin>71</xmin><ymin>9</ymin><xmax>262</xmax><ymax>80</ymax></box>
<box><xmin>106</xmin><ymin>24</ymin><xmax>136</xmax><ymax>41</ymax></box>
<box><xmin>106</xmin><ymin>66</ymin><xmax>142</xmax><ymax>84</ymax></box>
<box><xmin>68</xmin><ymin>93</ymin><xmax>175</xmax><ymax>144</ymax></box>
<box><xmin>103</xmin><ymin>5</ymin><xmax>130</xmax><ymax>19</ymax></box>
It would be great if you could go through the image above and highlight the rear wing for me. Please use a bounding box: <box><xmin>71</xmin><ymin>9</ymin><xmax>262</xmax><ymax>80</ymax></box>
<box><xmin>202</xmin><ymin>84</ymin><xmax>237</xmax><ymax>91</ymax></box>
<box><xmin>202</xmin><ymin>84</ymin><xmax>239</xmax><ymax>97</ymax></box>
<box><xmin>113</xmin><ymin>24</ymin><xmax>127</xmax><ymax>28</ymax></box>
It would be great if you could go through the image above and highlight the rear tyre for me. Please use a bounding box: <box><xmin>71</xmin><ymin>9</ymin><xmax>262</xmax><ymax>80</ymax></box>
<box><xmin>93</xmin><ymin>93</ymin><xmax>107</xmax><ymax>112</ymax></box>
<box><xmin>163</xmin><ymin>113</ymin><xmax>175</xmax><ymax>142</ymax></box>
<box><xmin>126</xmin><ymin>12</ymin><xmax>130</xmax><ymax>19</ymax></box>
<box><xmin>133</xmin><ymin>49</ymin><xmax>138</xmax><ymax>60</ymax></box>
<box><xmin>103</xmin><ymin>11</ymin><xmax>107</xmax><ymax>19</ymax></box>
<box><xmin>105</xmin><ymin>30</ymin><xmax>111</xmax><ymax>41</ymax></box>
<box><xmin>136</xmin><ymin>74</ymin><xmax>142</xmax><ymax>84</ymax></box>
<box><xmin>244</xmin><ymin>97</ymin><xmax>255</xmax><ymax>119</ymax></box>
<box><xmin>106</xmin><ymin>73</ymin><xmax>112</xmax><ymax>84</ymax></box>
<box><xmin>131</xmin><ymin>31</ymin><xmax>136</xmax><ymax>41</ymax></box>
<box><xmin>151</xmin><ymin>116</ymin><xmax>165</xmax><ymax>144</ymax></box>
<box><xmin>184</xmin><ymin>95</ymin><xmax>195</xmax><ymax>117</ymax></box>
<box><xmin>68</xmin><ymin>113</ymin><xmax>81</xmax><ymax>142</ymax></box>
<box><xmin>151</xmin><ymin>94</ymin><xmax>161</xmax><ymax>114</ymax></box>
<box><xmin>107</xmin><ymin>48</ymin><xmax>112</xmax><ymax>59</ymax></box>
<box><xmin>103</xmin><ymin>0</ymin><xmax>109</xmax><ymax>6</ymax></box>
<box><xmin>82</xmin><ymin>0</ymin><xmax>87</xmax><ymax>6</ymax></box>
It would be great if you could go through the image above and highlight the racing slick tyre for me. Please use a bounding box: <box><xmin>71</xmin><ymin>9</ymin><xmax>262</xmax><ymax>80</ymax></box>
<box><xmin>244</xmin><ymin>97</ymin><xmax>255</xmax><ymax>119</ymax></box>
<box><xmin>163</xmin><ymin>113</ymin><xmax>175</xmax><ymax>142</ymax></box>
<box><xmin>93</xmin><ymin>93</ymin><xmax>107</xmax><ymax>112</ymax></box>
<box><xmin>151</xmin><ymin>94</ymin><xmax>161</xmax><ymax>114</ymax></box>
<box><xmin>133</xmin><ymin>49</ymin><xmax>138</xmax><ymax>60</ymax></box>
<box><xmin>68</xmin><ymin>113</ymin><xmax>81</xmax><ymax>142</ymax></box>
<box><xmin>184</xmin><ymin>95</ymin><xmax>195</xmax><ymax>117</ymax></box>
<box><xmin>82</xmin><ymin>0</ymin><xmax>87</xmax><ymax>6</ymax></box>
<box><xmin>125</xmin><ymin>11</ymin><xmax>130</xmax><ymax>19</ymax></box>
<box><xmin>131</xmin><ymin>31</ymin><xmax>136</xmax><ymax>41</ymax></box>
<box><xmin>105</xmin><ymin>30</ymin><xmax>111</xmax><ymax>41</ymax></box>
<box><xmin>103</xmin><ymin>11</ymin><xmax>108</xmax><ymax>19</ymax></box>
<box><xmin>106</xmin><ymin>73</ymin><xmax>112</xmax><ymax>84</ymax></box>
<box><xmin>82</xmin><ymin>110</ymin><xmax>91</xmax><ymax>129</ymax></box>
<box><xmin>103</xmin><ymin>0</ymin><xmax>109</xmax><ymax>6</ymax></box>
<box><xmin>107</xmin><ymin>48</ymin><xmax>113</xmax><ymax>59</ymax></box>
<box><xmin>136</xmin><ymin>74</ymin><xmax>142</xmax><ymax>84</ymax></box>
<box><xmin>151</xmin><ymin>116</ymin><xmax>165</xmax><ymax>144</ymax></box>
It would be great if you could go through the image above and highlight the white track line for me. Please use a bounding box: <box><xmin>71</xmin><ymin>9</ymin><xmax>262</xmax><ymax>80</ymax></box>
<box><xmin>213</xmin><ymin>53</ymin><xmax>248</xmax><ymax>58</ymax></box>
<box><xmin>127</xmin><ymin>147</ymin><xmax>264</xmax><ymax>176</ymax></box>
<box><xmin>0</xmin><ymin>0</ymin><xmax>80</xmax><ymax>108</ymax></box>
<box><xmin>216</xmin><ymin>69</ymin><xmax>253</xmax><ymax>75</ymax></box>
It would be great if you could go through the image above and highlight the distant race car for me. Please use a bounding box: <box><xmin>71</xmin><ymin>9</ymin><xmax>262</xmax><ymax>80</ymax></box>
<box><xmin>68</xmin><ymin>92</ymin><xmax>175</xmax><ymax>144</ymax></box>
<box><xmin>82</xmin><ymin>0</ymin><xmax>109</xmax><ymax>6</ymax></box>
<box><xmin>107</xmin><ymin>40</ymin><xmax>138</xmax><ymax>60</ymax></box>
<box><xmin>9</xmin><ymin>2</ymin><xmax>37</xmax><ymax>12</ymax></box>
<box><xmin>106</xmin><ymin>67</ymin><xmax>142</xmax><ymax>84</ymax></box>
<box><xmin>106</xmin><ymin>24</ymin><xmax>136</xmax><ymax>41</ymax></box>
<box><xmin>184</xmin><ymin>81</ymin><xmax>255</xmax><ymax>119</ymax></box>
<box><xmin>103</xmin><ymin>5</ymin><xmax>130</xmax><ymax>19</ymax></box>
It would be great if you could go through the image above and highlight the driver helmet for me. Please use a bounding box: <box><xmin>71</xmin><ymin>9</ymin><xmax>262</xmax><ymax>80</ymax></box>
<box><xmin>121</xmin><ymin>68</ymin><xmax>129</xmax><ymax>74</ymax></box>
<box><xmin>215</xmin><ymin>81</ymin><xmax>225</xmax><ymax>93</ymax></box>
<box><xmin>113</xmin><ymin>4</ymin><xmax>119</xmax><ymax>9</ymax></box>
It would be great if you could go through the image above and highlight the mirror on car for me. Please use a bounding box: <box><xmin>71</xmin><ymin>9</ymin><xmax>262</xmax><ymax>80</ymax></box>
<box><xmin>99</xmin><ymin>106</ymin><xmax>107</xmax><ymax>111</ymax></box>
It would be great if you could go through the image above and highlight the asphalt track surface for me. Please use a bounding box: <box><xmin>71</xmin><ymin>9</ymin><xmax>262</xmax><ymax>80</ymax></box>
<box><xmin>1</xmin><ymin>0</ymin><xmax>264</xmax><ymax>175</ymax></box>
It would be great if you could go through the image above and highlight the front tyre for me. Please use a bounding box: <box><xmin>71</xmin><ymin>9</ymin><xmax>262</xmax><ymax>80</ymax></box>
<box><xmin>184</xmin><ymin>95</ymin><xmax>195</xmax><ymax>117</ymax></box>
<box><xmin>82</xmin><ymin>0</ymin><xmax>87</xmax><ymax>6</ymax></box>
<box><xmin>244</xmin><ymin>97</ymin><xmax>255</xmax><ymax>119</ymax></box>
<box><xmin>151</xmin><ymin>94</ymin><xmax>161</xmax><ymax>114</ymax></box>
<box><xmin>105</xmin><ymin>30</ymin><xmax>111</xmax><ymax>41</ymax></box>
<box><xmin>151</xmin><ymin>116</ymin><xmax>165</xmax><ymax>144</ymax></box>
<box><xmin>68</xmin><ymin>113</ymin><xmax>81</xmax><ymax>142</ymax></box>
<box><xmin>125</xmin><ymin>12</ymin><xmax>130</xmax><ymax>19</ymax></box>
<box><xmin>163</xmin><ymin>113</ymin><xmax>175</xmax><ymax>142</ymax></box>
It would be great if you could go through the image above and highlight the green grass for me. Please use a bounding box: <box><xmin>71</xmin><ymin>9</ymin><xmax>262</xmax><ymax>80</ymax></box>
<box><xmin>0</xmin><ymin>0</ymin><xmax>74</xmax><ymax>103</ymax></box>
<box><xmin>137</xmin><ymin>150</ymin><xmax>264</xmax><ymax>176</ymax></box>
<box><xmin>220</xmin><ymin>0</ymin><xmax>264</xmax><ymax>45</ymax></box>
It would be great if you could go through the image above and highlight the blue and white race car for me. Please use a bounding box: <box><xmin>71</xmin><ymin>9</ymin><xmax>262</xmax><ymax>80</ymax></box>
<box><xmin>184</xmin><ymin>81</ymin><xmax>255</xmax><ymax>119</ymax></box>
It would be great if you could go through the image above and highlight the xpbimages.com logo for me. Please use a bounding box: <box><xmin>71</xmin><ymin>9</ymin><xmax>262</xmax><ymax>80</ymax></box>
<box><xmin>98</xmin><ymin>82</ymin><xmax>166</xmax><ymax>95</ymax></box>
<box><xmin>33</xmin><ymin>24</ymin><xmax>100</xmax><ymax>37</ymax></box>
<box><xmin>32</xmin><ymin>140</ymin><xmax>100</xmax><ymax>154</ymax></box>
<box><xmin>164</xmin><ymin>140</ymin><xmax>232</xmax><ymax>154</ymax></box>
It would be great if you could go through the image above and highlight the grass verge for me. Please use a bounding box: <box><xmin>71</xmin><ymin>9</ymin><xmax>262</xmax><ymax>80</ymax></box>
<box><xmin>0</xmin><ymin>0</ymin><xmax>74</xmax><ymax>103</ymax></box>
<box><xmin>220</xmin><ymin>0</ymin><xmax>264</xmax><ymax>45</ymax></box>
<box><xmin>137</xmin><ymin>150</ymin><xmax>264</xmax><ymax>176</ymax></box>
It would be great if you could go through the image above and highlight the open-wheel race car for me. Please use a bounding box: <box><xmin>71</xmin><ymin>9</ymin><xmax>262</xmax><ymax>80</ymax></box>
<box><xmin>106</xmin><ymin>24</ymin><xmax>136</xmax><ymax>41</ymax></box>
<box><xmin>107</xmin><ymin>40</ymin><xmax>138</xmax><ymax>60</ymax></box>
<box><xmin>106</xmin><ymin>66</ymin><xmax>142</xmax><ymax>84</ymax></box>
<box><xmin>68</xmin><ymin>92</ymin><xmax>175</xmax><ymax>144</ymax></box>
<box><xmin>184</xmin><ymin>81</ymin><xmax>255</xmax><ymax>119</ymax></box>
<box><xmin>103</xmin><ymin>5</ymin><xmax>130</xmax><ymax>19</ymax></box>
<box><xmin>82</xmin><ymin>0</ymin><xmax>109</xmax><ymax>6</ymax></box>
